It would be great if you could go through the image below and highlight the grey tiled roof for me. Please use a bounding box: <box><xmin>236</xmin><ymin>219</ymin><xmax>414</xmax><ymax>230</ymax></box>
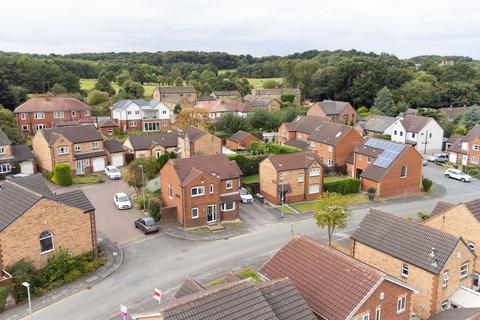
<box><xmin>50</xmin><ymin>190</ymin><xmax>95</xmax><ymax>212</ymax></box>
<box><xmin>183</xmin><ymin>126</ymin><xmax>207</xmax><ymax>142</ymax></box>
<box><xmin>156</xmin><ymin>86</ymin><xmax>197</xmax><ymax>94</ymax></box>
<box><xmin>284</xmin><ymin>139</ymin><xmax>308</xmax><ymax>150</ymax></box>
<box><xmin>351</xmin><ymin>209</ymin><xmax>465</xmax><ymax>274</ymax></box>
<box><xmin>308</xmin><ymin>122</ymin><xmax>352</xmax><ymax>145</ymax></box>
<box><xmin>283</xmin><ymin>116</ymin><xmax>326</xmax><ymax>134</ymax></box>
<box><xmin>12</xmin><ymin>144</ymin><xmax>34</xmax><ymax>161</ymax></box>
<box><xmin>40</xmin><ymin>124</ymin><xmax>102</xmax><ymax>145</ymax></box>
<box><xmin>0</xmin><ymin>129</ymin><xmax>11</xmax><ymax>146</ymax></box>
<box><xmin>430</xmin><ymin>201</ymin><xmax>454</xmax><ymax>217</ymax></box>
<box><xmin>10</xmin><ymin>173</ymin><xmax>52</xmax><ymax>196</ymax></box>
<box><xmin>430</xmin><ymin>198</ymin><xmax>480</xmax><ymax>223</ymax></box>
<box><xmin>428</xmin><ymin>308</ymin><xmax>480</xmax><ymax>320</ymax></box>
<box><xmin>364</xmin><ymin>115</ymin><xmax>397</xmax><ymax>133</ymax></box>
<box><xmin>267</xmin><ymin>152</ymin><xmax>322</xmax><ymax>172</ymax></box>
<box><xmin>400</xmin><ymin>114</ymin><xmax>431</xmax><ymax>133</ymax></box>
<box><xmin>228</xmin><ymin>130</ymin><xmax>258</xmax><ymax>144</ymax></box>
<box><xmin>73</xmin><ymin>150</ymin><xmax>107</xmax><ymax>160</ymax></box>
<box><xmin>174</xmin><ymin>277</ymin><xmax>205</xmax><ymax>299</ymax></box>
<box><xmin>127</xmin><ymin>132</ymin><xmax>181</xmax><ymax>150</ymax></box>
<box><xmin>104</xmin><ymin>140</ymin><xmax>124</xmax><ymax>153</ymax></box>
<box><xmin>314</xmin><ymin>100</ymin><xmax>351</xmax><ymax>115</ymax></box>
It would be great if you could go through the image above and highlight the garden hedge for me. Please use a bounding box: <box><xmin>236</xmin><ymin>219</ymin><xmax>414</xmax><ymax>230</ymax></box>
<box><xmin>228</xmin><ymin>154</ymin><xmax>266</xmax><ymax>176</ymax></box>
<box><xmin>324</xmin><ymin>178</ymin><xmax>360</xmax><ymax>195</ymax></box>
<box><xmin>52</xmin><ymin>163</ymin><xmax>73</xmax><ymax>186</ymax></box>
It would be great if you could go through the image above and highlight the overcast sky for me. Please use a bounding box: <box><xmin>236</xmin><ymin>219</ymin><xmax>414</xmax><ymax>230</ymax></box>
<box><xmin>1</xmin><ymin>0</ymin><xmax>479</xmax><ymax>59</ymax></box>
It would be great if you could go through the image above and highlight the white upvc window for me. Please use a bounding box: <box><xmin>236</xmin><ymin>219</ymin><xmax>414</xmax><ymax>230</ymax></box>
<box><xmin>469</xmin><ymin>242</ymin><xmax>476</xmax><ymax>252</ymax></box>
<box><xmin>357</xmin><ymin>313</ymin><xmax>370</xmax><ymax>320</ymax></box>
<box><xmin>34</xmin><ymin>112</ymin><xmax>45</xmax><ymax>119</ymax></box>
<box><xmin>39</xmin><ymin>230</ymin><xmax>54</xmax><ymax>254</ymax></box>
<box><xmin>22</xmin><ymin>125</ymin><xmax>29</xmax><ymax>131</ymax></box>
<box><xmin>57</xmin><ymin>146</ymin><xmax>69</xmax><ymax>155</ymax></box>
<box><xmin>191</xmin><ymin>186</ymin><xmax>205</xmax><ymax>197</ymax></box>
<box><xmin>471</xmin><ymin>157</ymin><xmax>479</xmax><ymax>165</ymax></box>
<box><xmin>327</xmin><ymin>145</ymin><xmax>333</xmax><ymax>153</ymax></box>
<box><xmin>53</xmin><ymin>111</ymin><xmax>64</xmax><ymax>118</ymax></box>
<box><xmin>327</xmin><ymin>159</ymin><xmax>333</xmax><ymax>167</ymax></box>
<box><xmin>129</xmin><ymin>121</ymin><xmax>137</xmax><ymax>127</ymax></box>
<box><xmin>21</xmin><ymin>113</ymin><xmax>27</xmax><ymax>120</ymax></box>
<box><xmin>74</xmin><ymin>144</ymin><xmax>81</xmax><ymax>152</ymax></box>
<box><xmin>91</xmin><ymin>141</ymin><xmax>99</xmax><ymax>149</ymax></box>
<box><xmin>226</xmin><ymin>180</ymin><xmax>233</xmax><ymax>189</ymax></box>
<box><xmin>397</xmin><ymin>295</ymin><xmax>406</xmax><ymax>314</ymax></box>
<box><xmin>309</xmin><ymin>184</ymin><xmax>320</xmax><ymax>194</ymax></box>
<box><xmin>168</xmin><ymin>184</ymin><xmax>173</xmax><ymax>199</ymax></box>
<box><xmin>191</xmin><ymin>207</ymin><xmax>199</xmax><ymax>219</ymax></box>
<box><xmin>442</xmin><ymin>271</ymin><xmax>449</xmax><ymax>287</ymax></box>
<box><xmin>400</xmin><ymin>166</ymin><xmax>407</xmax><ymax>178</ymax></box>
<box><xmin>0</xmin><ymin>146</ymin><xmax>5</xmax><ymax>155</ymax></box>
<box><xmin>297</xmin><ymin>174</ymin><xmax>304</xmax><ymax>183</ymax></box>
<box><xmin>155</xmin><ymin>150</ymin><xmax>162</xmax><ymax>158</ymax></box>
<box><xmin>473</xmin><ymin>145</ymin><xmax>480</xmax><ymax>151</ymax></box>
<box><xmin>441</xmin><ymin>301</ymin><xmax>449</xmax><ymax>310</ymax></box>
<box><xmin>460</xmin><ymin>262</ymin><xmax>469</xmax><ymax>279</ymax></box>
<box><xmin>209</xmin><ymin>184</ymin><xmax>214</xmax><ymax>194</ymax></box>
<box><xmin>310</xmin><ymin>167</ymin><xmax>320</xmax><ymax>177</ymax></box>
<box><xmin>35</xmin><ymin>124</ymin><xmax>46</xmax><ymax>130</ymax></box>
<box><xmin>221</xmin><ymin>201</ymin><xmax>235</xmax><ymax>211</ymax></box>
<box><xmin>401</xmin><ymin>263</ymin><xmax>409</xmax><ymax>277</ymax></box>
<box><xmin>375</xmin><ymin>306</ymin><xmax>381</xmax><ymax>320</ymax></box>
<box><xmin>0</xmin><ymin>163</ymin><xmax>11</xmax><ymax>173</ymax></box>
<box><xmin>71</xmin><ymin>111</ymin><xmax>76</xmax><ymax>117</ymax></box>
<box><xmin>367</xmin><ymin>157</ymin><xmax>372</xmax><ymax>163</ymax></box>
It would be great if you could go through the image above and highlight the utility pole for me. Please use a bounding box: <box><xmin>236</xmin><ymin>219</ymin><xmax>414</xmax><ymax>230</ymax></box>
<box><xmin>422</xmin><ymin>130</ymin><xmax>429</xmax><ymax>154</ymax></box>
<box><xmin>138</xmin><ymin>164</ymin><xmax>146</xmax><ymax>212</ymax></box>
<box><xmin>22</xmin><ymin>282</ymin><xmax>32</xmax><ymax>320</ymax></box>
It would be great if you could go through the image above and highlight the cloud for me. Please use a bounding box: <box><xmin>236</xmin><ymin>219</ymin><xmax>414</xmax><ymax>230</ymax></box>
<box><xmin>0</xmin><ymin>0</ymin><xmax>479</xmax><ymax>58</ymax></box>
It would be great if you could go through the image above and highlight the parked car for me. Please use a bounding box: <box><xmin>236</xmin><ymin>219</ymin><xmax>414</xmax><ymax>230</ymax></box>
<box><xmin>427</xmin><ymin>154</ymin><xmax>448</xmax><ymax>163</ymax></box>
<box><xmin>444</xmin><ymin>168</ymin><xmax>472</xmax><ymax>182</ymax></box>
<box><xmin>240</xmin><ymin>188</ymin><xmax>254</xmax><ymax>204</ymax></box>
<box><xmin>422</xmin><ymin>159</ymin><xmax>428</xmax><ymax>166</ymax></box>
<box><xmin>134</xmin><ymin>217</ymin><xmax>159</xmax><ymax>234</ymax></box>
<box><xmin>105</xmin><ymin>165</ymin><xmax>122</xmax><ymax>180</ymax></box>
<box><xmin>5</xmin><ymin>173</ymin><xmax>30</xmax><ymax>180</ymax></box>
<box><xmin>114</xmin><ymin>192</ymin><xmax>132</xmax><ymax>209</ymax></box>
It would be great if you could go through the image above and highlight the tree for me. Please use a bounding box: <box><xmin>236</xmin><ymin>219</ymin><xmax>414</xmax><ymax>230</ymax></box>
<box><xmin>173</xmin><ymin>104</ymin><xmax>182</xmax><ymax>114</ymax></box>
<box><xmin>123</xmin><ymin>157</ymin><xmax>161</xmax><ymax>194</ymax></box>
<box><xmin>175</xmin><ymin>109</ymin><xmax>211</xmax><ymax>130</ymax></box>
<box><xmin>10</xmin><ymin>86</ymin><xmax>28</xmax><ymax>106</ymax></box>
<box><xmin>51</xmin><ymin>83</ymin><xmax>67</xmax><ymax>95</ymax></box>
<box><xmin>116</xmin><ymin>70</ymin><xmax>131</xmax><ymax>86</ymax></box>
<box><xmin>94</xmin><ymin>76</ymin><xmax>115</xmax><ymax>96</ymax></box>
<box><xmin>118</xmin><ymin>80</ymin><xmax>144</xmax><ymax>99</ymax></box>
<box><xmin>454</xmin><ymin>125</ymin><xmax>468</xmax><ymax>136</ymax></box>
<box><xmin>52</xmin><ymin>163</ymin><xmax>73</xmax><ymax>186</ymax></box>
<box><xmin>417</xmin><ymin>108</ymin><xmax>443</xmax><ymax>121</ymax></box>
<box><xmin>462</xmin><ymin>106</ymin><xmax>480</xmax><ymax>129</ymax></box>
<box><xmin>0</xmin><ymin>106</ymin><xmax>23</xmax><ymax>144</ymax></box>
<box><xmin>234</xmin><ymin>78</ymin><xmax>251</xmax><ymax>96</ymax></box>
<box><xmin>372</xmin><ymin>87</ymin><xmax>396</xmax><ymax>116</ymax></box>
<box><xmin>248</xmin><ymin>109</ymin><xmax>276</xmax><ymax>131</ymax></box>
<box><xmin>281</xmin><ymin>93</ymin><xmax>295</xmax><ymax>104</ymax></box>
<box><xmin>314</xmin><ymin>192</ymin><xmax>352</xmax><ymax>246</ymax></box>
<box><xmin>262</xmin><ymin>79</ymin><xmax>279</xmax><ymax>89</ymax></box>
<box><xmin>0</xmin><ymin>78</ymin><xmax>16</xmax><ymax>109</ymax></box>
<box><xmin>215</xmin><ymin>112</ymin><xmax>250</xmax><ymax>134</ymax></box>
<box><xmin>86</xmin><ymin>90</ymin><xmax>109</xmax><ymax>105</ymax></box>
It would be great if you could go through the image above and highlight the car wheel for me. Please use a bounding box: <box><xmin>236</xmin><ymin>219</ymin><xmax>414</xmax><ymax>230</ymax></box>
<box><xmin>445</xmin><ymin>174</ymin><xmax>450</xmax><ymax>178</ymax></box>
<box><xmin>143</xmin><ymin>230</ymin><xmax>148</xmax><ymax>235</ymax></box>
<box><xmin>461</xmin><ymin>178</ymin><xmax>466</xmax><ymax>182</ymax></box>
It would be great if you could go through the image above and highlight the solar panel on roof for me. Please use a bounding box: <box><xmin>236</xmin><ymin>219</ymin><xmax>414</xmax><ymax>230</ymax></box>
<box><xmin>364</xmin><ymin>138</ymin><xmax>406</xmax><ymax>168</ymax></box>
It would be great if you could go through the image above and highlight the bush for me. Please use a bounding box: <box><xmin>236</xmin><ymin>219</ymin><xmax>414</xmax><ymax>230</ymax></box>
<box><xmin>324</xmin><ymin>179</ymin><xmax>360</xmax><ymax>195</ymax></box>
<box><xmin>228</xmin><ymin>154</ymin><xmax>266</xmax><ymax>176</ymax></box>
<box><xmin>281</xmin><ymin>92</ymin><xmax>295</xmax><ymax>103</ymax></box>
<box><xmin>156</xmin><ymin>151</ymin><xmax>176</xmax><ymax>170</ymax></box>
<box><xmin>357</xmin><ymin>106</ymin><xmax>369</xmax><ymax>114</ymax></box>
<box><xmin>417</xmin><ymin>211</ymin><xmax>430</xmax><ymax>221</ymax></box>
<box><xmin>86</xmin><ymin>90</ymin><xmax>109</xmax><ymax>105</ymax></box>
<box><xmin>135</xmin><ymin>195</ymin><xmax>145</xmax><ymax>210</ymax></box>
<box><xmin>422</xmin><ymin>178</ymin><xmax>433</xmax><ymax>192</ymax></box>
<box><xmin>0</xmin><ymin>287</ymin><xmax>8</xmax><ymax>311</ymax></box>
<box><xmin>148</xmin><ymin>197</ymin><xmax>162</xmax><ymax>221</ymax></box>
<box><xmin>43</xmin><ymin>250</ymin><xmax>78</xmax><ymax>283</ymax></box>
<box><xmin>7</xmin><ymin>260</ymin><xmax>46</xmax><ymax>302</ymax></box>
<box><xmin>64</xmin><ymin>269</ymin><xmax>82</xmax><ymax>284</ymax></box>
<box><xmin>52</xmin><ymin>163</ymin><xmax>73</xmax><ymax>186</ymax></box>
<box><xmin>467</xmin><ymin>167</ymin><xmax>480</xmax><ymax>177</ymax></box>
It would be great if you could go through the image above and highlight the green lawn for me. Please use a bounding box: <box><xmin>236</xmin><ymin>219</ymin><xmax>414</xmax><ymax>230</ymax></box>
<box><xmin>247</xmin><ymin>78</ymin><xmax>284</xmax><ymax>88</ymax></box>
<box><xmin>241</xmin><ymin>174</ymin><xmax>259</xmax><ymax>184</ymax></box>
<box><xmin>324</xmin><ymin>176</ymin><xmax>351</xmax><ymax>183</ymax></box>
<box><xmin>80</xmin><ymin>79</ymin><xmax>156</xmax><ymax>98</ymax></box>
<box><xmin>205</xmin><ymin>268</ymin><xmax>261</xmax><ymax>287</ymax></box>
<box><xmin>72</xmin><ymin>174</ymin><xmax>105</xmax><ymax>184</ymax></box>
<box><xmin>291</xmin><ymin>193</ymin><xmax>369</xmax><ymax>213</ymax></box>
<box><xmin>218</xmin><ymin>69</ymin><xmax>237</xmax><ymax>75</ymax></box>
<box><xmin>276</xmin><ymin>206</ymin><xmax>296</xmax><ymax>215</ymax></box>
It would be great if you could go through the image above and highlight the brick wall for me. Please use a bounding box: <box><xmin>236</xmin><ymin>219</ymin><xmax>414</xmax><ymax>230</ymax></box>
<box><xmin>191</xmin><ymin>134</ymin><xmax>222</xmax><ymax>157</ymax></box>
<box><xmin>0</xmin><ymin>199</ymin><xmax>95</xmax><ymax>269</ymax></box>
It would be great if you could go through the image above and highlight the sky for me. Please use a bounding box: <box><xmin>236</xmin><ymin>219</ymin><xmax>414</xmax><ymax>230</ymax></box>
<box><xmin>1</xmin><ymin>0</ymin><xmax>480</xmax><ymax>59</ymax></box>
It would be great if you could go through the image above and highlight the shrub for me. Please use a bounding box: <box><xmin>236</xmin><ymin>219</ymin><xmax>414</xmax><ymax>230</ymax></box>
<box><xmin>422</xmin><ymin>178</ymin><xmax>433</xmax><ymax>192</ymax></box>
<box><xmin>148</xmin><ymin>197</ymin><xmax>162</xmax><ymax>221</ymax></box>
<box><xmin>7</xmin><ymin>260</ymin><xmax>46</xmax><ymax>302</ymax></box>
<box><xmin>52</xmin><ymin>163</ymin><xmax>73</xmax><ymax>186</ymax></box>
<box><xmin>324</xmin><ymin>179</ymin><xmax>360</xmax><ymax>195</ymax></box>
<box><xmin>467</xmin><ymin>167</ymin><xmax>480</xmax><ymax>177</ymax></box>
<box><xmin>357</xmin><ymin>106</ymin><xmax>369</xmax><ymax>114</ymax></box>
<box><xmin>86</xmin><ymin>90</ymin><xmax>109</xmax><ymax>105</ymax></box>
<box><xmin>156</xmin><ymin>151</ymin><xmax>176</xmax><ymax>170</ymax></box>
<box><xmin>64</xmin><ymin>269</ymin><xmax>82</xmax><ymax>284</ymax></box>
<box><xmin>280</xmin><ymin>92</ymin><xmax>295</xmax><ymax>103</ymax></box>
<box><xmin>0</xmin><ymin>287</ymin><xmax>8</xmax><ymax>311</ymax></box>
<box><xmin>417</xmin><ymin>211</ymin><xmax>430</xmax><ymax>221</ymax></box>
<box><xmin>85</xmin><ymin>261</ymin><xmax>97</xmax><ymax>273</ymax></box>
<box><xmin>43</xmin><ymin>250</ymin><xmax>77</xmax><ymax>283</ymax></box>
<box><xmin>372</xmin><ymin>134</ymin><xmax>391</xmax><ymax>140</ymax></box>
<box><xmin>135</xmin><ymin>195</ymin><xmax>145</xmax><ymax>210</ymax></box>
<box><xmin>228</xmin><ymin>154</ymin><xmax>266</xmax><ymax>176</ymax></box>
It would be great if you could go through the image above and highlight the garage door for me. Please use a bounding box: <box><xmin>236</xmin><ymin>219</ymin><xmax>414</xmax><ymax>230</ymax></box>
<box><xmin>92</xmin><ymin>158</ymin><xmax>105</xmax><ymax>172</ymax></box>
<box><xmin>111</xmin><ymin>154</ymin><xmax>124</xmax><ymax>167</ymax></box>
<box><xmin>20</xmin><ymin>161</ymin><xmax>34</xmax><ymax>174</ymax></box>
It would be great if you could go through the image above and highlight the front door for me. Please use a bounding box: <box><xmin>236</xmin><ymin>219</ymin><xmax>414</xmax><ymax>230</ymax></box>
<box><xmin>206</xmin><ymin>205</ymin><xmax>216</xmax><ymax>223</ymax></box>
<box><xmin>462</xmin><ymin>154</ymin><xmax>468</xmax><ymax>166</ymax></box>
<box><xmin>473</xmin><ymin>273</ymin><xmax>480</xmax><ymax>292</ymax></box>
<box><xmin>76</xmin><ymin>161</ymin><xmax>84</xmax><ymax>175</ymax></box>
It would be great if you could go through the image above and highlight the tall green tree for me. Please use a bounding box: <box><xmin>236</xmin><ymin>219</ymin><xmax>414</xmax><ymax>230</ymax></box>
<box><xmin>215</xmin><ymin>112</ymin><xmax>250</xmax><ymax>134</ymax></box>
<box><xmin>118</xmin><ymin>80</ymin><xmax>144</xmax><ymax>99</ymax></box>
<box><xmin>462</xmin><ymin>106</ymin><xmax>480</xmax><ymax>130</ymax></box>
<box><xmin>314</xmin><ymin>192</ymin><xmax>352</xmax><ymax>246</ymax></box>
<box><xmin>372</xmin><ymin>87</ymin><xmax>396</xmax><ymax>116</ymax></box>
<box><xmin>0</xmin><ymin>106</ymin><xmax>23</xmax><ymax>144</ymax></box>
<box><xmin>95</xmin><ymin>76</ymin><xmax>115</xmax><ymax>96</ymax></box>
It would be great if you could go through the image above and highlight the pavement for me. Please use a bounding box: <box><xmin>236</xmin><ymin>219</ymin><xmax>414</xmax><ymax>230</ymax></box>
<box><xmin>3</xmin><ymin>240</ymin><xmax>122</xmax><ymax>320</ymax></box>
<box><xmin>12</xmin><ymin>163</ymin><xmax>480</xmax><ymax>320</ymax></box>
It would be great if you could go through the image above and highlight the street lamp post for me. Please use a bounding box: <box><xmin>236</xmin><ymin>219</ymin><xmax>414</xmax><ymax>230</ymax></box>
<box><xmin>138</xmin><ymin>164</ymin><xmax>146</xmax><ymax>212</ymax></box>
<box><xmin>279</xmin><ymin>163</ymin><xmax>284</xmax><ymax>219</ymax></box>
<box><xmin>22</xmin><ymin>282</ymin><xmax>32</xmax><ymax>320</ymax></box>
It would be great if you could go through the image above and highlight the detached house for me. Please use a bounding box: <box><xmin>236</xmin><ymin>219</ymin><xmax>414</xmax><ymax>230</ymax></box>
<box><xmin>153</xmin><ymin>86</ymin><xmax>197</xmax><ymax>109</ymax></box>
<box><xmin>211</xmin><ymin>90</ymin><xmax>241</xmax><ymax>102</ymax></box>
<box><xmin>278</xmin><ymin>115</ymin><xmax>327</xmax><ymax>145</ymax></box>
<box><xmin>347</xmin><ymin>137</ymin><xmax>423</xmax><ymax>198</ymax></box>
<box><xmin>123</xmin><ymin>132</ymin><xmax>181</xmax><ymax>161</ymax></box>
<box><xmin>193</xmin><ymin>100</ymin><xmax>253</xmax><ymax>121</ymax></box>
<box><xmin>243</xmin><ymin>95</ymin><xmax>282</xmax><ymax>112</ymax></box>
<box><xmin>0</xmin><ymin>128</ymin><xmax>35</xmax><ymax>177</ymax></box>
<box><xmin>177</xmin><ymin>127</ymin><xmax>222</xmax><ymax>158</ymax></box>
<box><xmin>362</xmin><ymin>114</ymin><xmax>397</xmax><ymax>136</ymax></box>
<box><xmin>447</xmin><ymin>125</ymin><xmax>480</xmax><ymax>167</ymax></box>
<box><xmin>307</xmin><ymin>121</ymin><xmax>363</xmax><ymax>169</ymax></box>
<box><xmin>32</xmin><ymin>124</ymin><xmax>107</xmax><ymax>175</ymax></box>
<box><xmin>0</xmin><ymin>174</ymin><xmax>96</xmax><ymax>269</ymax></box>
<box><xmin>259</xmin><ymin>235</ymin><xmax>418</xmax><ymax>320</ymax></box>
<box><xmin>425</xmin><ymin>198</ymin><xmax>480</xmax><ymax>293</ymax></box>
<box><xmin>97</xmin><ymin>118</ymin><xmax>118</xmax><ymax>137</ymax></box>
<box><xmin>15</xmin><ymin>96</ymin><xmax>93</xmax><ymax>135</ymax></box>
<box><xmin>351</xmin><ymin>209</ymin><xmax>476</xmax><ymax>319</ymax></box>
<box><xmin>259</xmin><ymin>152</ymin><xmax>323</xmax><ymax>204</ymax></box>
<box><xmin>307</xmin><ymin>100</ymin><xmax>358</xmax><ymax>125</ymax></box>
<box><xmin>390</xmin><ymin>114</ymin><xmax>444</xmax><ymax>154</ymax></box>
<box><xmin>251</xmin><ymin>88</ymin><xmax>301</xmax><ymax>104</ymax></box>
<box><xmin>111</xmin><ymin>99</ymin><xmax>172</xmax><ymax>132</ymax></box>
<box><xmin>160</xmin><ymin>154</ymin><xmax>242</xmax><ymax>227</ymax></box>
<box><xmin>226</xmin><ymin>130</ymin><xmax>260</xmax><ymax>151</ymax></box>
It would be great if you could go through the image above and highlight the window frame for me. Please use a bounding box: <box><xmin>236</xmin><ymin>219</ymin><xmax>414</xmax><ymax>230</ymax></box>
<box><xmin>400</xmin><ymin>166</ymin><xmax>407</xmax><ymax>178</ymax></box>
<box><xmin>34</xmin><ymin>112</ymin><xmax>45</xmax><ymax>119</ymax></box>
<box><xmin>21</xmin><ymin>113</ymin><xmax>27</xmax><ymax>120</ymax></box>
<box><xmin>57</xmin><ymin>146</ymin><xmax>69</xmax><ymax>155</ymax></box>
<box><xmin>0</xmin><ymin>163</ymin><xmax>11</xmax><ymax>173</ymax></box>
<box><xmin>22</xmin><ymin>125</ymin><xmax>29</xmax><ymax>131</ymax></box>
<box><xmin>71</xmin><ymin>111</ymin><xmax>76</xmax><ymax>117</ymax></box>
<box><xmin>91</xmin><ymin>141</ymin><xmax>99</xmax><ymax>150</ymax></box>
<box><xmin>168</xmin><ymin>184</ymin><xmax>173</xmax><ymax>199</ymax></box>
<box><xmin>460</xmin><ymin>262</ymin><xmax>469</xmax><ymax>279</ymax></box>
<box><xmin>401</xmin><ymin>263</ymin><xmax>409</xmax><ymax>277</ymax></box>
<box><xmin>39</xmin><ymin>230</ymin><xmax>54</xmax><ymax>254</ymax></box>
<box><xmin>442</xmin><ymin>271</ymin><xmax>449</xmax><ymax>288</ymax></box>
<box><xmin>471</xmin><ymin>157</ymin><xmax>479</xmax><ymax>165</ymax></box>
<box><xmin>469</xmin><ymin>242</ymin><xmax>476</xmax><ymax>251</ymax></box>
<box><xmin>226</xmin><ymin>180</ymin><xmax>233</xmax><ymax>189</ymax></box>
<box><xmin>309</xmin><ymin>184</ymin><xmax>320</xmax><ymax>194</ymax></box>
<box><xmin>209</xmin><ymin>184</ymin><xmax>214</xmax><ymax>194</ymax></box>
<box><xmin>74</xmin><ymin>144</ymin><xmax>81</xmax><ymax>152</ymax></box>
<box><xmin>0</xmin><ymin>146</ymin><xmax>5</xmax><ymax>155</ymax></box>
<box><xmin>310</xmin><ymin>167</ymin><xmax>320</xmax><ymax>177</ymax></box>
<box><xmin>396</xmin><ymin>295</ymin><xmax>406</xmax><ymax>314</ymax></box>
<box><xmin>191</xmin><ymin>207</ymin><xmax>199</xmax><ymax>219</ymax></box>
<box><xmin>297</xmin><ymin>174</ymin><xmax>304</xmax><ymax>183</ymax></box>
<box><xmin>53</xmin><ymin>111</ymin><xmax>64</xmax><ymax>119</ymax></box>
<box><xmin>221</xmin><ymin>201</ymin><xmax>235</xmax><ymax>211</ymax></box>
<box><xmin>327</xmin><ymin>145</ymin><xmax>333</xmax><ymax>153</ymax></box>
<box><xmin>35</xmin><ymin>124</ymin><xmax>46</xmax><ymax>130</ymax></box>
<box><xmin>191</xmin><ymin>186</ymin><xmax>205</xmax><ymax>197</ymax></box>
<box><xmin>375</xmin><ymin>306</ymin><xmax>381</xmax><ymax>320</ymax></box>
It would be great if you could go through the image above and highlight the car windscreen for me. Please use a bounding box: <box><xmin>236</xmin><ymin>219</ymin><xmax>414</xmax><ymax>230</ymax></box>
<box><xmin>240</xmin><ymin>189</ymin><xmax>247</xmax><ymax>195</ymax></box>
<box><xmin>144</xmin><ymin>219</ymin><xmax>155</xmax><ymax>226</ymax></box>
<box><xmin>118</xmin><ymin>196</ymin><xmax>129</xmax><ymax>202</ymax></box>
<box><xmin>110</xmin><ymin>168</ymin><xmax>119</xmax><ymax>173</ymax></box>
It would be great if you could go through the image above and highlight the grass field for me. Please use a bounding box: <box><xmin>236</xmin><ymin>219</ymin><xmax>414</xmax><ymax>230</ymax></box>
<box><xmin>247</xmin><ymin>77</ymin><xmax>284</xmax><ymax>88</ymax></box>
<box><xmin>80</xmin><ymin>79</ymin><xmax>156</xmax><ymax>98</ymax></box>
<box><xmin>241</xmin><ymin>174</ymin><xmax>259</xmax><ymax>184</ymax></box>
<box><xmin>324</xmin><ymin>176</ymin><xmax>351</xmax><ymax>183</ymax></box>
<box><xmin>291</xmin><ymin>193</ymin><xmax>369</xmax><ymax>213</ymax></box>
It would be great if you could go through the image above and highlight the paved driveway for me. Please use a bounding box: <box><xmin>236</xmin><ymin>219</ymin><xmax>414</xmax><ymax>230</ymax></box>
<box><xmin>423</xmin><ymin>162</ymin><xmax>480</xmax><ymax>197</ymax></box>
<box><xmin>239</xmin><ymin>201</ymin><xmax>280</xmax><ymax>228</ymax></box>
<box><xmin>81</xmin><ymin>179</ymin><xmax>147</xmax><ymax>246</ymax></box>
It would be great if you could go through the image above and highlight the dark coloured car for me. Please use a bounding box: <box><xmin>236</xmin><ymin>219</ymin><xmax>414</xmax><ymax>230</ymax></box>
<box><xmin>134</xmin><ymin>217</ymin><xmax>159</xmax><ymax>234</ymax></box>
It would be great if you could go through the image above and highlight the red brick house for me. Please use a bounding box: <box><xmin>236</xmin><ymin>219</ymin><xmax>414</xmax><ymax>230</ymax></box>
<box><xmin>14</xmin><ymin>96</ymin><xmax>93</xmax><ymax>135</ymax></box>
<box><xmin>278</xmin><ymin>115</ymin><xmax>327</xmax><ymax>145</ymax></box>
<box><xmin>160</xmin><ymin>154</ymin><xmax>243</xmax><ymax>228</ymax></box>
<box><xmin>447</xmin><ymin>125</ymin><xmax>480</xmax><ymax>167</ymax></box>
<box><xmin>347</xmin><ymin>137</ymin><xmax>423</xmax><ymax>198</ymax></box>
<box><xmin>307</xmin><ymin>121</ymin><xmax>363</xmax><ymax>169</ymax></box>
<box><xmin>307</xmin><ymin>100</ymin><xmax>357</xmax><ymax>125</ymax></box>
<box><xmin>259</xmin><ymin>152</ymin><xmax>323</xmax><ymax>204</ymax></box>
<box><xmin>97</xmin><ymin>118</ymin><xmax>118</xmax><ymax>137</ymax></box>
<box><xmin>226</xmin><ymin>130</ymin><xmax>260</xmax><ymax>151</ymax></box>
<box><xmin>259</xmin><ymin>235</ymin><xmax>418</xmax><ymax>320</ymax></box>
